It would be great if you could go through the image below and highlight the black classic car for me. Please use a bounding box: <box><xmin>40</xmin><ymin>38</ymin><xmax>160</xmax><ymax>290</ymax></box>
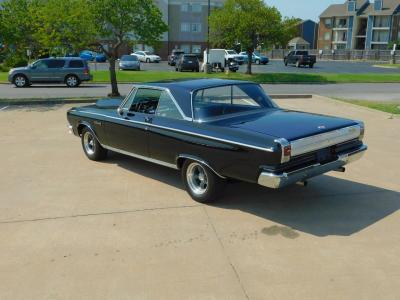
<box><xmin>67</xmin><ymin>79</ymin><xmax>367</xmax><ymax>203</ymax></box>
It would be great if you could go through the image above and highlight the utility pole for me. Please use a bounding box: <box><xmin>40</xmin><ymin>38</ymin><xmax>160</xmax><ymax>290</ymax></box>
<box><xmin>205</xmin><ymin>0</ymin><xmax>211</xmax><ymax>73</ymax></box>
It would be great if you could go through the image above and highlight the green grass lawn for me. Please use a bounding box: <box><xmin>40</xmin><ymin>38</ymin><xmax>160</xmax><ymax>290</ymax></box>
<box><xmin>375</xmin><ymin>64</ymin><xmax>400</xmax><ymax>68</ymax></box>
<box><xmin>334</xmin><ymin>98</ymin><xmax>400</xmax><ymax>115</ymax></box>
<box><xmin>2</xmin><ymin>70</ymin><xmax>400</xmax><ymax>84</ymax></box>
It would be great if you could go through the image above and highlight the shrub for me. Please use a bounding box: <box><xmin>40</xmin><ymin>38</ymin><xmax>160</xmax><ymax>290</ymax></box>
<box><xmin>0</xmin><ymin>64</ymin><xmax>10</xmax><ymax>72</ymax></box>
<box><xmin>4</xmin><ymin>55</ymin><xmax>29</xmax><ymax>68</ymax></box>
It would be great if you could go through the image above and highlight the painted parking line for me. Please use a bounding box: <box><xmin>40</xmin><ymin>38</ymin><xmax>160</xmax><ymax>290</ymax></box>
<box><xmin>0</xmin><ymin>106</ymin><xmax>9</xmax><ymax>111</ymax></box>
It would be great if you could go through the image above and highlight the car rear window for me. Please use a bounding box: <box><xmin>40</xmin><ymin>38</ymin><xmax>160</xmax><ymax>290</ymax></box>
<box><xmin>69</xmin><ymin>60</ymin><xmax>84</xmax><ymax>68</ymax></box>
<box><xmin>183</xmin><ymin>55</ymin><xmax>198</xmax><ymax>61</ymax></box>
<box><xmin>48</xmin><ymin>60</ymin><xmax>66</xmax><ymax>68</ymax></box>
<box><xmin>121</xmin><ymin>55</ymin><xmax>138</xmax><ymax>61</ymax></box>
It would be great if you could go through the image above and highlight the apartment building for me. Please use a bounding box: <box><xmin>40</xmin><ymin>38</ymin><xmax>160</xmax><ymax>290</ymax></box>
<box><xmin>135</xmin><ymin>0</ymin><xmax>226</xmax><ymax>59</ymax></box>
<box><xmin>318</xmin><ymin>0</ymin><xmax>400</xmax><ymax>50</ymax></box>
<box><xmin>297</xmin><ymin>20</ymin><xmax>319</xmax><ymax>49</ymax></box>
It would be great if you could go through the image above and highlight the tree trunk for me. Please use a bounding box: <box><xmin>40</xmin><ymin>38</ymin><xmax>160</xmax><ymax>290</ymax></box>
<box><xmin>246</xmin><ymin>51</ymin><xmax>253</xmax><ymax>75</ymax></box>
<box><xmin>108</xmin><ymin>57</ymin><xmax>120</xmax><ymax>97</ymax></box>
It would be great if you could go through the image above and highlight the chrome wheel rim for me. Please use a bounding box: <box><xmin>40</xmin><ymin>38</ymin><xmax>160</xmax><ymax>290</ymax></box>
<box><xmin>66</xmin><ymin>76</ymin><xmax>77</xmax><ymax>87</ymax></box>
<box><xmin>15</xmin><ymin>76</ymin><xmax>26</xmax><ymax>87</ymax></box>
<box><xmin>186</xmin><ymin>163</ymin><xmax>208</xmax><ymax>196</ymax></box>
<box><xmin>83</xmin><ymin>131</ymin><xmax>95</xmax><ymax>155</ymax></box>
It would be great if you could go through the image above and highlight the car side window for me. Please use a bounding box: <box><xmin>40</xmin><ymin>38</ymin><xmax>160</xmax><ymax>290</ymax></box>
<box><xmin>129</xmin><ymin>88</ymin><xmax>162</xmax><ymax>114</ymax></box>
<box><xmin>48</xmin><ymin>60</ymin><xmax>65</xmax><ymax>68</ymax></box>
<box><xmin>156</xmin><ymin>91</ymin><xmax>184</xmax><ymax>120</ymax></box>
<box><xmin>33</xmin><ymin>60</ymin><xmax>49</xmax><ymax>69</ymax></box>
<box><xmin>69</xmin><ymin>60</ymin><xmax>84</xmax><ymax>68</ymax></box>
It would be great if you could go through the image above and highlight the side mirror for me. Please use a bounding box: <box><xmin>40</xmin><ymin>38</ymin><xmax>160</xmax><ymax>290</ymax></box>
<box><xmin>117</xmin><ymin>107</ymin><xmax>123</xmax><ymax>116</ymax></box>
<box><xmin>30</xmin><ymin>65</ymin><xmax>36</xmax><ymax>69</ymax></box>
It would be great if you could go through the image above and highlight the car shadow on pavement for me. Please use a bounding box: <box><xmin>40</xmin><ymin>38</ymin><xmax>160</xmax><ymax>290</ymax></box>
<box><xmin>105</xmin><ymin>152</ymin><xmax>399</xmax><ymax>237</ymax></box>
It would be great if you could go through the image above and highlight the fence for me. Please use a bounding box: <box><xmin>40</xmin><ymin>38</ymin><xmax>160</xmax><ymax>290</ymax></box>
<box><xmin>265</xmin><ymin>49</ymin><xmax>400</xmax><ymax>62</ymax></box>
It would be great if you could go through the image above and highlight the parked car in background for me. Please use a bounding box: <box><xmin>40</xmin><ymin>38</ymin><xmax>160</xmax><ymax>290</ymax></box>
<box><xmin>133</xmin><ymin>51</ymin><xmax>161</xmax><ymax>63</ymax></box>
<box><xmin>224</xmin><ymin>49</ymin><xmax>244</xmax><ymax>65</ymax></box>
<box><xmin>79</xmin><ymin>50</ymin><xmax>107</xmax><ymax>62</ymax></box>
<box><xmin>119</xmin><ymin>55</ymin><xmax>140</xmax><ymax>71</ymax></box>
<box><xmin>168</xmin><ymin>49</ymin><xmax>185</xmax><ymax>66</ymax></box>
<box><xmin>67</xmin><ymin>79</ymin><xmax>367</xmax><ymax>203</ymax></box>
<box><xmin>175</xmin><ymin>54</ymin><xmax>200</xmax><ymax>72</ymax></box>
<box><xmin>284</xmin><ymin>50</ymin><xmax>316</xmax><ymax>68</ymax></box>
<box><xmin>8</xmin><ymin>57</ymin><xmax>91</xmax><ymax>88</ymax></box>
<box><xmin>240</xmin><ymin>52</ymin><xmax>269</xmax><ymax>65</ymax></box>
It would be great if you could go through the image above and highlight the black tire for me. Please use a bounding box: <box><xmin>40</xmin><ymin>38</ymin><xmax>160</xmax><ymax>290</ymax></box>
<box><xmin>195</xmin><ymin>68</ymin><xmax>199</xmax><ymax>72</ymax></box>
<box><xmin>181</xmin><ymin>160</ymin><xmax>225</xmax><ymax>203</ymax></box>
<box><xmin>284</xmin><ymin>60</ymin><xmax>288</xmax><ymax>66</ymax></box>
<box><xmin>146</xmin><ymin>58</ymin><xmax>150</xmax><ymax>63</ymax></box>
<box><xmin>13</xmin><ymin>74</ymin><xmax>29</xmax><ymax>88</ymax></box>
<box><xmin>309</xmin><ymin>63</ymin><xmax>314</xmax><ymax>68</ymax></box>
<box><xmin>81</xmin><ymin>128</ymin><xmax>108</xmax><ymax>161</ymax></box>
<box><xmin>175</xmin><ymin>67</ymin><xmax>178</xmax><ymax>71</ymax></box>
<box><xmin>256</xmin><ymin>59</ymin><xmax>260</xmax><ymax>65</ymax></box>
<box><xmin>65</xmin><ymin>75</ymin><xmax>80</xmax><ymax>87</ymax></box>
<box><xmin>296</xmin><ymin>61</ymin><xmax>301</xmax><ymax>68</ymax></box>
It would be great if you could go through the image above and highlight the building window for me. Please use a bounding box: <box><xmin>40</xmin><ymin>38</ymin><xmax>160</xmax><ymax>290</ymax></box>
<box><xmin>348</xmin><ymin>1</ymin><xmax>355</xmax><ymax>12</ymax></box>
<box><xmin>191</xmin><ymin>23</ymin><xmax>202</xmax><ymax>33</ymax></box>
<box><xmin>334</xmin><ymin>31</ymin><xmax>347</xmax><ymax>42</ymax></box>
<box><xmin>324</xmin><ymin>18</ymin><xmax>332</xmax><ymax>28</ymax></box>
<box><xmin>334</xmin><ymin>44</ymin><xmax>346</xmax><ymax>50</ymax></box>
<box><xmin>324</xmin><ymin>45</ymin><xmax>331</xmax><ymax>50</ymax></box>
<box><xmin>191</xmin><ymin>4</ymin><xmax>202</xmax><ymax>12</ymax></box>
<box><xmin>371</xmin><ymin>44</ymin><xmax>387</xmax><ymax>50</ymax></box>
<box><xmin>181</xmin><ymin>4</ymin><xmax>189</xmax><ymax>12</ymax></box>
<box><xmin>372</xmin><ymin>30</ymin><xmax>389</xmax><ymax>42</ymax></box>
<box><xmin>335</xmin><ymin>18</ymin><xmax>347</xmax><ymax>28</ymax></box>
<box><xmin>192</xmin><ymin>45</ymin><xmax>201</xmax><ymax>54</ymax></box>
<box><xmin>373</xmin><ymin>16</ymin><xmax>390</xmax><ymax>28</ymax></box>
<box><xmin>324</xmin><ymin>32</ymin><xmax>331</xmax><ymax>41</ymax></box>
<box><xmin>181</xmin><ymin>44</ymin><xmax>191</xmax><ymax>54</ymax></box>
<box><xmin>374</xmin><ymin>0</ymin><xmax>383</xmax><ymax>11</ymax></box>
<box><xmin>180</xmin><ymin>22</ymin><xmax>190</xmax><ymax>32</ymax></box>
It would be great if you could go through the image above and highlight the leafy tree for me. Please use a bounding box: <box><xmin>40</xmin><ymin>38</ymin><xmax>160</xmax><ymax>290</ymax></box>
<box><xmin>277</xmin><ymin>17</ymin><xmax>302</xmax><ymax>49</ymax></box>
<box><xmin>209</xmin><ymin>0</ymin><xmax>281</xmax><ymax>74</ymax></box>
<box><xmin>31</xmin><ymin>0</ymin><xmax>96</xmax><ymax>56</ymax></box>
<box><xmin>90</xmin><ymin>0</ymin><xmax>168</xmax><ymax>96</ymax></box>
<box><xmin>0</xmin><ymin>0</ymin><xmax>38</xmax><ymax>59</ymax></box>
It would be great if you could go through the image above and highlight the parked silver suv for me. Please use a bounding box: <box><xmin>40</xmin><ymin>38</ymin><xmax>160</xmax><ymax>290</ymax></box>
<box><xmin>8</xmin><ymin>57</ymin><xmax>92</xmax><ymax>88</ymax></box>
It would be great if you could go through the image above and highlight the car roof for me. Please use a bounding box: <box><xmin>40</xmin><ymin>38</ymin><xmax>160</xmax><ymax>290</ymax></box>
<box><xmin>40</xmin><ymin>57</ymin><xmax>85</xmax><ymax>60</ymax></box>
<box><xmin>139</xmin><ymin>79</ymin><xmax>254</xmax><ymax>117</ymax></box>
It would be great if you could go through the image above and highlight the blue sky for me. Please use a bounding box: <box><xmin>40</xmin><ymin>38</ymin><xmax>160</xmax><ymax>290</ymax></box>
<box><xmin>265</xmin><ymin>0</ymin><xmax>344</xmax><ymax>21</ymax></box>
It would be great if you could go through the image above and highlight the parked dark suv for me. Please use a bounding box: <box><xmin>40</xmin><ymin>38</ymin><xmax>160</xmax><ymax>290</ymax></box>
<box><xmin>175</xmin><ymin>54</ymin><xmax>200</xmax><ymax>72</ymax></box>
<box><xmin>8</xmin><ymin>57</ymin><xmax>92</xmax><ymax>88</ymax></box>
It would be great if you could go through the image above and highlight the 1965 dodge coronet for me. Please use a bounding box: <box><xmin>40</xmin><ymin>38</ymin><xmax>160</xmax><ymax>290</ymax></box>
<box><xmin>67</xmin><ymin>79</ymin><xmax>367</xmax><ymax>203</ymax></box>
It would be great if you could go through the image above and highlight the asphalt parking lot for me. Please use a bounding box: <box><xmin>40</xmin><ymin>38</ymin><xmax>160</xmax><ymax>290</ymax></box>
<box><xmin>89</xmin><ymin>60</ymin><xmax>400</xmax><ymax>74</ymax></box>
<box><xmin>0</xmin><ymin>96</ymin><xmax>399</xmax><ymax>299</ymax></box>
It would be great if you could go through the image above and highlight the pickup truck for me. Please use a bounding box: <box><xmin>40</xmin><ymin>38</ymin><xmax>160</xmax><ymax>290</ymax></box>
<box><xmin>284</xmin><ymin>50</ymin><xmax>316</xmax><ymax>68</ymax></box>
<box><xmin>225</xmin><ymin>50</ymin><xmax>244</xmax><ymax>65</ymax></box>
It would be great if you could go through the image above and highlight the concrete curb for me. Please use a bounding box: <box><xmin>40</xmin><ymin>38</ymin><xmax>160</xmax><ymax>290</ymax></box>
<box><xmin>0</xmin><ymin>95</ymin><xmax>313</xmax><ymax>106</ymax></box>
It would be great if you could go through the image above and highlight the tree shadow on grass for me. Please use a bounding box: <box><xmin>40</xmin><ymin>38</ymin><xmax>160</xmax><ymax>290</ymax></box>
<box><xmin>105</xmin><ymin>152</ymin><xmax>399</xmax><ymax>237</ymax></box>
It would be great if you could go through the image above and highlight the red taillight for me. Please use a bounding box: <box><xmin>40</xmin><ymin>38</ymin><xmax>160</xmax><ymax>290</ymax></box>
<box><xmin>83</xmin><ymin>69</ymin><xmax>89</xmax><ymax>75</ymax></box>
<box><xmin>283</xmin><ymin>145</ymin><xmax>291</xmax><ymax>157</ymax></box>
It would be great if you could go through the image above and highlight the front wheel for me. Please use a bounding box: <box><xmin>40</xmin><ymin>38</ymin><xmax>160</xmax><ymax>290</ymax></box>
<box><xmin>13</xmin><ymin>75</ymin><xmax>29</xmax><ymax>88</ymax></box>
<box><xmin>296</xmin><ymin>61</ymin><xmax>301</xmax><ymax>68</ymax></box>
<box><xmin>284</xmin><ymin>60</ymin><xmax>288</xmax><ymax>66</ymax></box>
<box><xmin>182</xmin><ymin>160</ymin><xmax>225</xmax><ymax>203</ymax></box>
<box><xmin>81</xmin><ymin>128</ymin><xmax>108</xmax><ymax>161</ymax></box>
<box><xmin>256</xmin><ymin>59</ymin><xmax>260</xmax><ymax>65</ymax></box>
<box><xmin>65</xmin><ymin>75</ymin><xmax>80</xmax><ymax>87</ymax></box>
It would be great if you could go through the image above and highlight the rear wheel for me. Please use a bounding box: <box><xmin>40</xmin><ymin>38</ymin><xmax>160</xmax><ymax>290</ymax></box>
<box><xmin>13</xmin><ymin>75</ymin><xmax>29</xmax><ymax>88</ymax></box>
<box><xmin>182</xmin><ymin>160</ymin><xmax>225</xmax><ymax>203</ymax></box>
<box><xmin>146</xmin><ymin>58</ymin><xmax>150</xmax><ymax>63</ymax></box>
<box><xmin>81</xmin><ymin>128</ymin><xmax>107</xmax><ymax>161</ymax></box>
<box><xmin>309</xmin><ymin>63</ymin><xmax>314</xmax><ymax>68</ymax></box>
<box><xmin>284</xmin><ymin>60</ymin><xmax>288</xmax><ymax>66</ymax></box>
<box><xmin>296</xmin><ymin>61</ymin><xmax>301</xmax><ymax>68</ymax></box>
<box><xmin>256</xmin><ymin>59</ymin><xmax>260</xmax><ymax>65</ymax></box>
<box><xmin>65</xmin><ymin>75</ymin><xmax>80</xmax><ymax>87</ymax></box>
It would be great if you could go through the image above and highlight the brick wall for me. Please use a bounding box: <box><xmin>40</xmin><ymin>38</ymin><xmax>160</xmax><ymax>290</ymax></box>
<box><xmin>318</xmin><ymin>18</ymin><xmax>333</xmax><ymax>50</ymax></box>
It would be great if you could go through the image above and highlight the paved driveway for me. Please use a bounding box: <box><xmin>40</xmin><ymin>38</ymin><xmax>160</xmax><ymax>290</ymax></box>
<box><xmin>1</xmin><ymin>83</ymin><xmax>400</xmax><ymax>102</ymax></box>
<box><xmin>0</xmin><ymin>97</ymin><xmax>399</xmax><ymax>299</ymax></box>
<box><xmin>88</xmin><ymin>60</ymin><xmax>400</xmax><ymax>74</ymax></box>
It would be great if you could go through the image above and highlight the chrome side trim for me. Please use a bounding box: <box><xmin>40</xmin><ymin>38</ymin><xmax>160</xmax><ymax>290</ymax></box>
<box><xmin>258</xmin><ymin>145</ymin><xmax>367</xmax><ymax>189</ymax></box>
<box><xmin>291</xmin><ymin>125</ymin><xmax>361</xmax><ymax>157</ymax></box>
<box><xmin>177</xmin><ymin>154</ymin><xmax>227</xmax><ymax>179</ymax></box>
<box><xmin>76</xmin><ymin>111</ymin><xmax>275</xmax><ymax>153</ymax></box>
<box><xmin>102</xmin><ymin>145</ymin><xmax>178</xmax><ymax>170</ymax></box>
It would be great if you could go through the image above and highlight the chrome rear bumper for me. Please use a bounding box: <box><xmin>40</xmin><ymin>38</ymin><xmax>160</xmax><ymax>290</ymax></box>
<box><xmin>258</xmin><ymin>145</ymin><xmax>367</xmax><ymax>189</ymax></box>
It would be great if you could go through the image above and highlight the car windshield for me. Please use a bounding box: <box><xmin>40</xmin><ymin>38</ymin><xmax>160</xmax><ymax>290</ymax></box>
<box><xmin>143</xmin><ymin>51</ymin><xmax>153</xmax><ymax>55</ymax></box>
<box><xmin>122</xmin><ymin>55</ymin><xmax>138</xmax><ymax>61</ymax></box>
<box><xmin>297</xmin><ymin>51</ymin><xmax>308</xmax><ymax>55</ymax></box>
<box><xmin>183</xmin><ymin>55</ymin><xmax>197</xmax><ymax>61</ymax></box>
<box><xmin>226</xmin><ymin>50</ymin><xmax>236</xmax><ymax>54</ymax></box>
<box><xmin>193</xmin><ymin>84</ymin><xmax>278</xmax><ymax>121</ymax></box>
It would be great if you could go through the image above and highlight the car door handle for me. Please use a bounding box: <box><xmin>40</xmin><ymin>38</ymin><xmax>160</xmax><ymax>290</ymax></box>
<box><xmin>144</xmin><ymin>117</ymin><xmax>153</xmax><ymax>123</ymax></box>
